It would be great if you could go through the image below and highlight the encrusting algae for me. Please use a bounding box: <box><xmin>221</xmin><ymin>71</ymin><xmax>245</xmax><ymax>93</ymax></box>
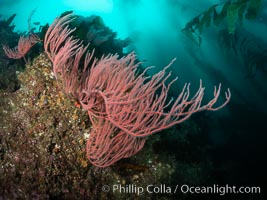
<box><xmin>0</xmin><ymin>53</ymin><xmax>181</xmax><ymax>199</ymax></box>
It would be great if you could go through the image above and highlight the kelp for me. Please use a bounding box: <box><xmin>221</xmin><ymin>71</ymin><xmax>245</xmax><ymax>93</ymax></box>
<box><xmin>6</xmin><ymin>14</ymin><xmax>16</xmax><ymax>26</ymax></box>
<box><xmin>182</xmin><ymin>0</ymin><xmax>262</xmax><ymax>46</ymax></box>
<box><xmin>0</xmin><ymin>14</ymin><xmax>16</xmax><ymax>30</ymax></box>
<box><xmin>218</xmin><ymin>29</ymin><xmax>267</xmax><ymax>77</ymax></box>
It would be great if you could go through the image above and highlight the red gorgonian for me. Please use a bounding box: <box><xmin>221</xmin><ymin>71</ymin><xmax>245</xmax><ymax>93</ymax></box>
<box><xmin>42</xmin><ymin>13</ymin><xmax>231</xmax><ymax>167</ymax></box>
<box><xmin>3</xmin><ymin>34</ymin><xmax>40</xmax><ymax>62</ymax></box>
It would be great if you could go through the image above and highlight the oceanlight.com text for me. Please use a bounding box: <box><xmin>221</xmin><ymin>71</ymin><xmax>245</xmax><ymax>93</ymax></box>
<box><xmin>101</xmin><ymin>184</ymin><xmax>261</xmax><ymax>196</ymax></box>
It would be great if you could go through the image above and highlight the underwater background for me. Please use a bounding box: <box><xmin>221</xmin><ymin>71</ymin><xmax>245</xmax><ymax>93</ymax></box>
<box><xmin>0</xmin><ymin>0</ymin><xmax>266</xmax><ymax>199</ymax></box>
